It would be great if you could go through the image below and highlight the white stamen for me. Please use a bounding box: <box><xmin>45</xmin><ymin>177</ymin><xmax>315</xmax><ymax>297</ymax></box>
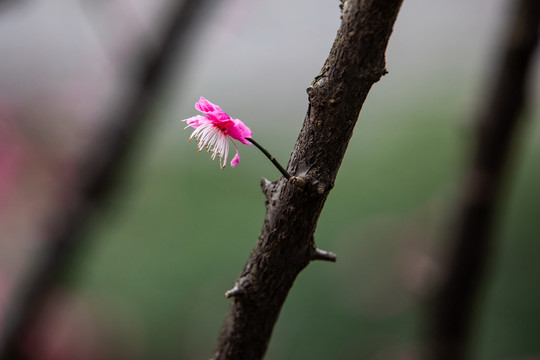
<box><xmin>186</xmin><ymin>123</ymin><xmax>233</xmax><ymax>168</ymax></box>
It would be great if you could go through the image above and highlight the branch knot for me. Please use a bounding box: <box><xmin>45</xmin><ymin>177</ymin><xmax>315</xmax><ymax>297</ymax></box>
<box><xmin>289</xmin><ymin>176</ymin><xmax>307</xmax><ymax>188</ymax></box>
<box><xmin>225</xmin><ymin>276</ymin><xmax>251</xmax><ymax>298</ymax></box>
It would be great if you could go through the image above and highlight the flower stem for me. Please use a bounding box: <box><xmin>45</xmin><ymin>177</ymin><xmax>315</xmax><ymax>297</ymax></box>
<box><xmin>246</xmin><ymin>137</ymin><xmax>291</xmax><ymax>179</ymax></box>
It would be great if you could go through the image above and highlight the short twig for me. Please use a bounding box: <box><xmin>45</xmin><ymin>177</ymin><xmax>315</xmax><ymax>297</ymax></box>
<box><xmin>311</xmin><ymin>248</ymin><xmax>337</xmax><ymax>262</ymax></box>
<box><xmin>225</xmin><ymin>285</ymin><xmax>243</xmax><ymax>298</ymax></box>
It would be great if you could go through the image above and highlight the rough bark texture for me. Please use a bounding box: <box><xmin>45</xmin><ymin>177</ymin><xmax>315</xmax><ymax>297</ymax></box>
<box><xmin>0</xmin><ymin>1</ymin><xmax>215</xmax><ymax>358</ymax></box>
<box><xmin>426</xmin><ymin>0</ymin><xmax>540</xmax><ymax>359</ymax></box>
<box><xmin>211</xmin><ymin>1</ymin><xmax>404</xmax><ymax>359</ymax></box>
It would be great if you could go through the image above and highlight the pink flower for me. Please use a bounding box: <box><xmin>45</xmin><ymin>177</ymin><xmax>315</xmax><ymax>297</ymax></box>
<box><xmin>183</xmin><ymin>97</ymin><xmax>252</xmax><ymax>168</ymax></box>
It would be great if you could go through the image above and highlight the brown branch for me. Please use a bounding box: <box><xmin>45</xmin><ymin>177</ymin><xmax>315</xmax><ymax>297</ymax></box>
<box><xmin>426</xmin><ymin>0</ymin><xmax>540</xmax><ymax>359</ymax></box>
<box><xmin>0</xmin><ymin>0</ymin><xmax>216</xmax><ymax>358</ymax></box>
<box><xmin>211</xmin><ymin>0</ymin><xmax>404</xmax><ymax>359</ymax></box>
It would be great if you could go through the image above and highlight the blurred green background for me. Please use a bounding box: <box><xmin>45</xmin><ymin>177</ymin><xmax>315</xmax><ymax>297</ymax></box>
<box><xmin>72</xmin><ymin>90</ymin><xmax>540</xmax><ymax>359</ymax></box>
<box><xmin>1</xmin><ymin>0</ymin><xmax>539</xmax><ymax>359</ymax></box>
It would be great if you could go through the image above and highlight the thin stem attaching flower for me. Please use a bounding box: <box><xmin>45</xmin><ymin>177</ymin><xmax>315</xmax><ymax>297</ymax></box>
<box><xmin>246</xmin><ymin>137</ymin><xmax>291</xmax><ymax>179</ymax></box>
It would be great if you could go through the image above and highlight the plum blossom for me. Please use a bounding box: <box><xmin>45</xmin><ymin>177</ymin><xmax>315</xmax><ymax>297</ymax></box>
<box><xmin>183</xmin><ymin>97</ymin><xmax>252</xmax><ymax>168</ymax></box>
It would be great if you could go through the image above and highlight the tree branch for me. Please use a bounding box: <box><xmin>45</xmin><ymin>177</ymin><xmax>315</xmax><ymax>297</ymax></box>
<box><xmin>426</xmin><ymin>0</ymin><xmax>540</xmax><ymax>359</ymax></box>
<box><xmin>0</xmin><ymin>1</ymin><xmax>216</xmax><ymax>358</ymax></box>
<box><xmin>211</xmin><ymin>1</ymin><xmax>404</xmax><ymax>359</ymax></box>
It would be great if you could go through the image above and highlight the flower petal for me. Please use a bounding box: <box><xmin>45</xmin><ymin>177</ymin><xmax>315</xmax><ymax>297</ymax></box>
<box><xmin>230</xmin><ymin>141</ymin><xmax>240</xmax><ymax>167</ymax></box>
<box><xmin>194</xmin><ymin>97</ymin><xmax>220</xmax><ymax>113</ymax></box>
<box><xmin>234</xmin><ymin>119</ymin><xmax>253</xmax><ymax>144</ymax></box>
<box><xmin>195</xmin><ymin>97</ymin><xmax>230</xmax><ymax>122</ymax></box>
<box><xmin>184</xmin><ymin>115</ymin><xmax>210</xmax><ymax>129</ymax></box>
<box><xmin>221</xmin><ymin>119</ymin><xmax>252</xmax><ymax>145</ymax></box>
<box><xmin>231</xmin><ymin>152</ymin><xmax>240</xmax><ymax>167</ymax></box>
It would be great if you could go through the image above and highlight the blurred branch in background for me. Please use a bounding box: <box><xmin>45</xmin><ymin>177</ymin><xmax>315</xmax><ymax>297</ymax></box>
<box><xmin>0</xmin><ymin>0</ymin><xmax>18</xmax><ymax>14</ymax></box>
<box><xmin>0</xmin><ymin>0</ymin><xmax>217</xmax><ymax>358</ymax></box>
<box><xmin>426</xmin><ymin>0</ymin><xmax>540</xmax><ymax>359</ymax></box>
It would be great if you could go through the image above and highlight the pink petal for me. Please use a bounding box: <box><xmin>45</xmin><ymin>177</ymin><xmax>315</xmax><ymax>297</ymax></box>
<box><xmin>234</xmin><ymin>119</ymin><xmax>252</xmax><ymax>142</ymax></box>
<box><xmin>194</xmin><ymin>97</ymin><xmax>220</xmax><ymax>113</ymax></box>
<box><xmin>221</xmin><ymin>119</ymin><xmax>252</xmax><ymax>145</ymax></box>
<box><xmin>195</xmin><ymin>97</ymin><xmax>230</xmax><ymax>122</ymax></box>
<box><xmin>184</xmin><ymin>115</ymin><xmax>210</xmax><ymax>128</ymax></box>
<box><xmin>230</xmin><ymin>152</ymin><xmax>240</xmax><ymax>167</ymax></box>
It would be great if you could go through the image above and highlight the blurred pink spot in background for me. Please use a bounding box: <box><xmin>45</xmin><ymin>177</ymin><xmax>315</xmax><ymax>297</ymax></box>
<box><xmin>20</xmin><ymin>289</ymin><xmax>144</xmax><ymax>360</ymax></box>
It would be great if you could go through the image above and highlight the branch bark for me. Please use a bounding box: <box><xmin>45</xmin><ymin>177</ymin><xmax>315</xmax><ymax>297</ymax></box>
<box><xmin>212</xmin><ymin>1</ymin><xmax>403</xmax><ymax>359</ymax></box>
<box><xmin>426</xmin><ymin>0</ymin><xmax>540</xmax><ymax>359</ymax></box>
<box><xmin>0</xmin><ymin>1</ymin><xmax>215</xmax><ymax>358</ymax></box>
